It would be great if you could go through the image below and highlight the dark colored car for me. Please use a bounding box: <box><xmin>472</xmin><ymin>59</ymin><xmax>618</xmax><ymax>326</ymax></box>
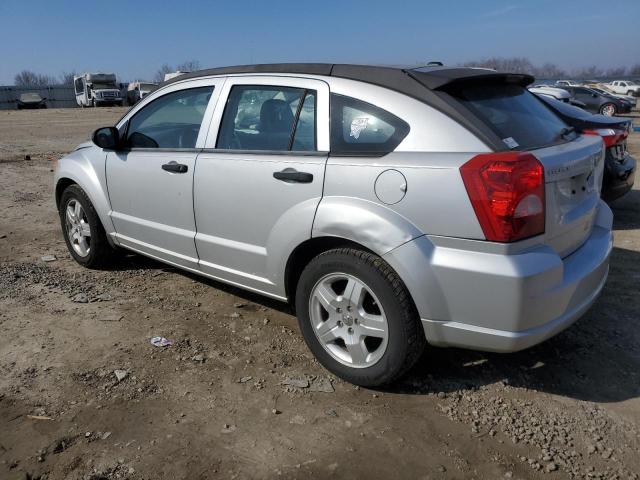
<box><xmin>17</xmin><ymin>93</ymin><xmax>47</xmax><ymax>109</ymax></box>
<box><xmin>539</xmin><ymin>96</ymin><xmax>635</xmax><ymax>201</ymax></box>
<box><xmin>558</xmin><ymin>86</ymin><xmax>632</xmax><ymax>116</ymax></box>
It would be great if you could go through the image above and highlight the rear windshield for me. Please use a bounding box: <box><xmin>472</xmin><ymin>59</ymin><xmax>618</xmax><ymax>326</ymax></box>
<box><xmin>449</xmin><ymin>84</ymin><xmax>570</xmax><ymax>150</ymax></box>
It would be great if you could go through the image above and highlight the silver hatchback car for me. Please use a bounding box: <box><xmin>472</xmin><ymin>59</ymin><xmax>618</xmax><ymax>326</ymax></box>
<box><xmin>54</xmin><ymin>64</ymin><xmax>613</xmax><ymax>386</ymax></box>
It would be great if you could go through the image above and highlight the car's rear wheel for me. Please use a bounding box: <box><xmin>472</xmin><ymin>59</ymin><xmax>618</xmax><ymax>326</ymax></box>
<box><xmin>600</xmin><ymin>103</ymin><xmax>616</xmax><ymax>116</ymax></box>
<box><xmin>627</xmin><ymin>91</ymin><xmax>634</xmax><ymax>96</ymax></box>
<box><xmin>59</xmin><ymin>184</ymin><xmax>114</xmax><ymax>268</ymax></box>
<box><xmin>295</xmin><ymin>248</ymin><xmax>425</xmax><ymax>387</ymax></box>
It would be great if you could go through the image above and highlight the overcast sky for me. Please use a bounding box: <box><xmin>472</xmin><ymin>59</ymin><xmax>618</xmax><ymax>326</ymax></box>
<box><xmin>0</xmin><ymin>0</ymin><xmax>638</xmax><ymax>84</ymax></box>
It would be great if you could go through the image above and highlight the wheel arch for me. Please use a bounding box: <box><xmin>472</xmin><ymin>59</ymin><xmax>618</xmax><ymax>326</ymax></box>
<box><xmin>284</xmin><ymin>236</ymin><xmax>376</xmax><ymax>304</ymax></box>
<box><xmin>54</xmin><ymin>151</ymin><xmax>116</xmax><ymax>242</ymax></box>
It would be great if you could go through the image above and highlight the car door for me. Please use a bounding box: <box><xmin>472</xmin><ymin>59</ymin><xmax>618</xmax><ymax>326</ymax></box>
<box><xmin>194</xmin><ymin>76</ymin><xmax>329</xmax><ymax>298</ymax></box>
<box><xmin>106</xmin><ymin>79</ymin><xmax>223</xmax><ymax>268</ymax></box>
<box><xmin>572</xmin><ymin>87</ymin><xmax>596</xmax><ymax>112</ymax></box>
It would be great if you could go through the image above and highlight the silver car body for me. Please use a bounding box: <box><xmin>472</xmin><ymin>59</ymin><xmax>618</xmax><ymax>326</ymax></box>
<box><xmin>55</xmin><ymin>65</ymin><xmax>613</xmax><ymax>353</ymax></box>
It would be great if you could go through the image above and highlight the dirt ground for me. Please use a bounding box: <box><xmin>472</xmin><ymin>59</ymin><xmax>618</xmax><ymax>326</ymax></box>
<box><xmin>1</xmin><ymin>107</ymin><xmax>639</xmax><ymax>480</ymax></box>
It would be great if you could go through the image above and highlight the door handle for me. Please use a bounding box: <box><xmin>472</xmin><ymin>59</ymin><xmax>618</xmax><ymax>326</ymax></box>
<box><xmin>273</xmin><ymin>168</ymin><xmax>313</xmax><ymax>183</ymax></box>
<box><xmin>162</xmin><ymin>162</ymin><xmax>188</xmax><ymax>173</ymax></box>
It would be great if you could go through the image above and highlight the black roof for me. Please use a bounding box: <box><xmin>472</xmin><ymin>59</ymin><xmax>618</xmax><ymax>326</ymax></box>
<box><xmin>163</xmin><ymin>63</ymin><xmax>535</xmax><ymax>152</ymax></box>
<box><xmin>163</xmin><ymin>63</ymin><xmax>534</xmax><ymax>91</ymax></box>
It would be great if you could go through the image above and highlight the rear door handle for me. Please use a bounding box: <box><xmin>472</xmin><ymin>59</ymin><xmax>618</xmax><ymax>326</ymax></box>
<box><xmin>273</xmin><ymin>168</ymin><xmax>313</xmax><ymax>183</ymax></box>
<box><xmin>162</xmin><ymin>162</ymin><xmax>188</xmax><ymax>173</ymax></box>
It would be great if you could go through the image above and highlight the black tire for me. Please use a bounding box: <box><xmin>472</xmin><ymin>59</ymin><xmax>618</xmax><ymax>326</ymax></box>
<box><xmin>600</xmin><ymin>102</ymin><xmax>617</xmax><ymax>116</ymax></box>
<box><xmin>59</xmin><ymin>184</ymin><xmax>115</xmax><ymax>268</ymax></box>
<box><xmin>295</xmin><ymin>248</ymin><xmax>426</xmax><ymax>387</ymax></box>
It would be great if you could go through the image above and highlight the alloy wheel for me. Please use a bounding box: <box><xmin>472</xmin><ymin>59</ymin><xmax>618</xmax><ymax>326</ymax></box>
<box><xmin>309</xmin><ymin>273</ymin><xmax>389</xmax><ymax>368</ymax></box>
<box><xmin>65</xmin><ymin>199</ymin><xmax>91</xmax><ymax>257</ymax></box>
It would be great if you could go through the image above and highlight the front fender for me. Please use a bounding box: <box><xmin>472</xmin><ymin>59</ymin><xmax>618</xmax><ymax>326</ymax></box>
<box><xmin>54</xmin><ymin>145</ymin><xmax>116</xmax><ymax>238</ymax></box>
<box><xmin>312</xmin><ymin>196</ymin><xmax>423</xmax><ymax>255</ymax></box>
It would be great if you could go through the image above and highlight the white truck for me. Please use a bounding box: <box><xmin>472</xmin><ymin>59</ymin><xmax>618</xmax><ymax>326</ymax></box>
<box><xmin>126</xmin><ymin>81</ymin><xmax>158</xmax><ymax>106</ymax></box>
<box><xmin>73</xmin><ymin>73</ymin><xmax>124</xmax><ymax>107</ymax></box>
<box><xmin>608</xmin><ymin>80</ymin><xmax>640</xmax><ymax>97</ymax></box>
<box><xmin>163</xmin><ymin>71</ymin><xmax>189</xmax><ymax>82</ymax></box>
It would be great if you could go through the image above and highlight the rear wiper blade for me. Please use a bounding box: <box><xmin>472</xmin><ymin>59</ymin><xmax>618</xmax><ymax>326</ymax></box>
<box><xmin>559</xmin><ymin>126</ymin><xmax>575</xmax><ymax>139</ymax></box>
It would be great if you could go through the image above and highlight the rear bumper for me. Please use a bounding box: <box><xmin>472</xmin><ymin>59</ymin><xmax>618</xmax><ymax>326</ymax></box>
<box><xmin>602</xmin><ymin>153</ymin><xmax>636</xmax><ymax>202</ymax></box>
<box><xmin>384</xmin><ymin>201</ymin><xmax>613</xmax><ymax>353</ymax></box>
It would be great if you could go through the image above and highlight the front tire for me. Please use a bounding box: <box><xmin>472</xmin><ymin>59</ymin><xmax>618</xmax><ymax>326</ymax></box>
<box><xmin>295</xmin><ymin>248</ymin><xmax>425</xmax><ymax>387</ymax></box>
<box><xmin>59</xmin><ymin>185</ymin><xmax>114</xmax><ymax>268</ymax></box>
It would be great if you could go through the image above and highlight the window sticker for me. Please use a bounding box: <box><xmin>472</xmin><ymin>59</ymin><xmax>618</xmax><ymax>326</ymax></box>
<box><xmin>502</xmin><ymin>137</ymin><xmax>519</xmax><ymax>149</ymax></box>
<box><xmin>350</xmin><ymin>117</ymin><xmax>369</xmax><ymax>140</ymax></box>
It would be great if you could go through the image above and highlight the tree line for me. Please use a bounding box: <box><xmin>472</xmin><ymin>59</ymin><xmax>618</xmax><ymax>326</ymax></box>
<box><xmin>12</xmin><ymin>60</ymin><xmax>202</xmax><ymax>87</ymax></box>
<box><xmin>456</xmin><ymin>57</ymin><xmax>640</xmax><ymax>79</ymax></box>
<box><xmin>11</xmin><ymin>57</ymin><xmax>640</xmax><ymax>87</ymax></box>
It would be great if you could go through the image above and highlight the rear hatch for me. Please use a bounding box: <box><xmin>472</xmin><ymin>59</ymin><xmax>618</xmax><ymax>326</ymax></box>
<box><xmin>438</xmin><ymin>79</ymin><xmax>604</xmax><ymax>257</ymax></box>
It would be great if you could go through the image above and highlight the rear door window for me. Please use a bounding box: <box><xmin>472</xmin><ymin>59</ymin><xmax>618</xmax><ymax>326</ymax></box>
<box><xmin>448</xmin><ymin>84</ymin><xmax>570</xmax><ymax>150</ymax></box>
<box><xmin>330</xmin><ymin>94</ymin><xmax>409</xmax><ymax>155</ymax></box>
<box><xmin>216</xmin><ymin>85</ymin><xmax>316</xmax><ymax>152</ymax></box>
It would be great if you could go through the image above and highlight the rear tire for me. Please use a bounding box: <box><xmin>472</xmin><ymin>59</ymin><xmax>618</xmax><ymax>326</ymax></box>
<box><xmin>600</xmin><ymin>103</ymin><xmax>616</xmax><ymax>116</ymax></box>
<box><xmin>59</xmin><ymin>184</ymin><xmax>115</xmax><ymax>268</ymax></box>
<box><xmin>295</xmin><ymin>248</ymin><xmax>425</xmax><ymax>387</ymax></box>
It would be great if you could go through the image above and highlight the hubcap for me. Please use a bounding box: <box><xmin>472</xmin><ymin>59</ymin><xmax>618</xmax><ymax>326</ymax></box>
<box><xmin>309</xmin><ymin>273</ymin><xmax>389</xmax><ymax>368</ymax></box>
<box><xmin>65</xmin><ymin>199</ymin><xmax>91</xmax><ymax>257</ymax></box>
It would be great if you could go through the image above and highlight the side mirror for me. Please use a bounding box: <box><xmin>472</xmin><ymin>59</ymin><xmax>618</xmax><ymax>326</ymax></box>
<box><xmin>592</xmin><ymin>93</ymin><xmax>598</xmax><ymax>98</ymax></box>
<box><xmin>92</xmin><ymin>126</ymin><xmax>120</xmax><ymax>150</ymax></box>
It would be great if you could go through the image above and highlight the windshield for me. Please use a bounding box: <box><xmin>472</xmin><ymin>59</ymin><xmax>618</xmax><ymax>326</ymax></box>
<box><xmin>92</xmin><ymin>82</ymin><xmax>117</xmax><ymax>90</ymax></box>
<box><xmin>449</xmin><ymin>83</ymin><xmax>570</xmax><ymax>150</ymax></box>
<box><xmin>139</xmin><ymin>83</ymin><xmax>157</xmax><ymax>91</ymax></box>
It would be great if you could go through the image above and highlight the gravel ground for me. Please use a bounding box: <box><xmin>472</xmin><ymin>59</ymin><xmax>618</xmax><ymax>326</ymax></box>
<box><xmin>0</xmin><ymin>107</ymin><xmax>639</xmax><ymax>480</ymax></box>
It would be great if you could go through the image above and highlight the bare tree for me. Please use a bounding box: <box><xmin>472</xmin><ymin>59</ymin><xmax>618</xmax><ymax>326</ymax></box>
<box><xmin>628</xmin><ymin>64</ymin><xmax>640</xmax><ymax>76</ymax></box>
<box><xmin>572</xmin><ymin>65</ymin><xmax>604</xmax><ymax>79</ymax></box>
<box><xmin>59</xmin><ymin>71</ymin><xmax>77</xmax><ymax>85</ymax></box>
<box><xmin>153</xmin><ymin>63</ymin><xmax>174</xmax><ymax>83</ymax></box>
<box><xmin>605</xmin><ymin>66</ymin><xmax>627</xmax><ymax>77</ymax></box>
<box><xmin>176</xmin><ymin>60</ymin><xmax>200</xmax><ymax>72</ymax></box>
<box><xmin>534</xmin><ymin>63</ymin><xmax>566</xmax><ymax>79</ymax></box>
<box><xmin>14</xmin><ymin>70</ymin><xmax>56</xmax><ymax>87</ymax></box>
<box><xmin>459</xmin><ymin>57</ymin><xmax>535</xmax><ymax>74</ymax></box>
<box><xmin>153</xmin><ymin>60</ymin><xmax>201</xmax><ymax>83</ymax></box>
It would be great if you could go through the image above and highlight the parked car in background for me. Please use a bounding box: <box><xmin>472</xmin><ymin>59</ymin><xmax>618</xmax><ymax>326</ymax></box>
<box><xmin>16</xmin><ymin>92</ymin><xmax>47</xmax><ymax>109</ymax></box>
<box><xmin>529</xmin><ymin>85</ymin><xmax>586</xmax><ymax>108</ymax></box>
<box><xmin>586</xmin><ymin>85</ymin><xmax>637</xmax><ymax>108</ymax></box>
<box><xmin>54</xmin><ymin>63</ymin><xmax>613</xmax><ymax>386</ymax></box>
<box><xmin>608</xmin><ymin>80</ymin><xmax>640</xmax><ymax>97</ymax></box>
<box><xmin>539</xmin><ymin>96</ymin><xmax>635</xmax><ymax>202</ymax></box>
<box><xmin>555</xmin><ymin>80</ymin><xmax>582</xmax><ymax>87</ymax></box>
<box><xmin>126</xmin><ymin>81</ymin><xmax>159</xmax><ymax>106</ymax></box>
<box><xmin>74</xmin><ymin>73</ymin><xmax>124</xmax><ymax>107</ymax></box>
<box><xmin>557</xmin><ymin>86</ymin><xmax>631</xmax><ymax>116</ymax></box>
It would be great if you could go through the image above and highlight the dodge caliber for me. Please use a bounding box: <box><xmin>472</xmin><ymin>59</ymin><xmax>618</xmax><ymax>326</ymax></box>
<box><xmin>54</xmin><ymin>64</ymin><xmax>613</xmax><ymax>386</ymax></box>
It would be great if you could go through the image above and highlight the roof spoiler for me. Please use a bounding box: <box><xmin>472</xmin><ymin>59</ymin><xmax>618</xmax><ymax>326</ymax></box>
<box><xmin>405</xmin><ymin>67</ymin><xmax>535</xmax><ymax>90</ymax></box>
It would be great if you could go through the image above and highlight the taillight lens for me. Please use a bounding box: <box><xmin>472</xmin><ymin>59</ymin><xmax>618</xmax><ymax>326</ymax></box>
<box><xmin>582</xmin><ymin>128</ymin><xmax>628</xmax><ymax>148</ymax></box>
<box><xmin>460</xmin><ymin>152</ymin><xmax>545</xmax><ymax>242</ymax></box>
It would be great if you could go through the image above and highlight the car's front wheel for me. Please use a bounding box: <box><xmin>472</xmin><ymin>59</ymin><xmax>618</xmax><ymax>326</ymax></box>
<box><xmin>295</xmin><ymin>248</ymin><xmax>425</xmax><ymax>387</ymax></box>
<box><xmin>600</xmin><ymin>103</ymin><xmax>617</xmax><ymax>116</ymax></box>
<box><xmin>59</xmin><ymin>184</ymin><xmax>114</xmax><ymax>268</ymax></box>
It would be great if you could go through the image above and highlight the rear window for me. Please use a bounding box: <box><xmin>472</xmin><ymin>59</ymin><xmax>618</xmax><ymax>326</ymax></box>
<box><xmin>330</xmin><ymin>94</ymin><xmax>409</xmax><ymax>155</ymax></box>
<box><xmin>449</xmin><ymin>84</ymin><xmax>569</xmax><ymax>150</ymax></box>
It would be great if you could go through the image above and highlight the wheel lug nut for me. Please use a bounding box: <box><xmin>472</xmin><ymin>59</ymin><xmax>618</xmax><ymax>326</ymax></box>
<box><xmin>336</xmin><ymin>307</ymin><xmax>341</xmax><ymax>313</ymax></box>
<box><xmin>348</xmin><ymin>327</ymin><xmax>354</xmax><ymax>334</ymax></box>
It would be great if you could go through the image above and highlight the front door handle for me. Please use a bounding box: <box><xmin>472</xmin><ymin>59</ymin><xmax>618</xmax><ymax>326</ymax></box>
<box><xmin>273</xmin><ymin>168</ymin><xmax>313</xmax><ymax>183</ymax></box>
<box><xmin>162</xmin><ymin>162</ymin><xmax>188</xmax><ymax>173</ymax></box>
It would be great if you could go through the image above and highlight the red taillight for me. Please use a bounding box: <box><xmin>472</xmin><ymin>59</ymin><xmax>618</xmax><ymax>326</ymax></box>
<box><xmin>582</xmin><ymin>128</ymin><xmax>628</xmax><ymax>148</ymax></box>
<box><xmin>460</xmin><ymin>152</ymin><xmax>545</xmax><ymax>242</ymax></box>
